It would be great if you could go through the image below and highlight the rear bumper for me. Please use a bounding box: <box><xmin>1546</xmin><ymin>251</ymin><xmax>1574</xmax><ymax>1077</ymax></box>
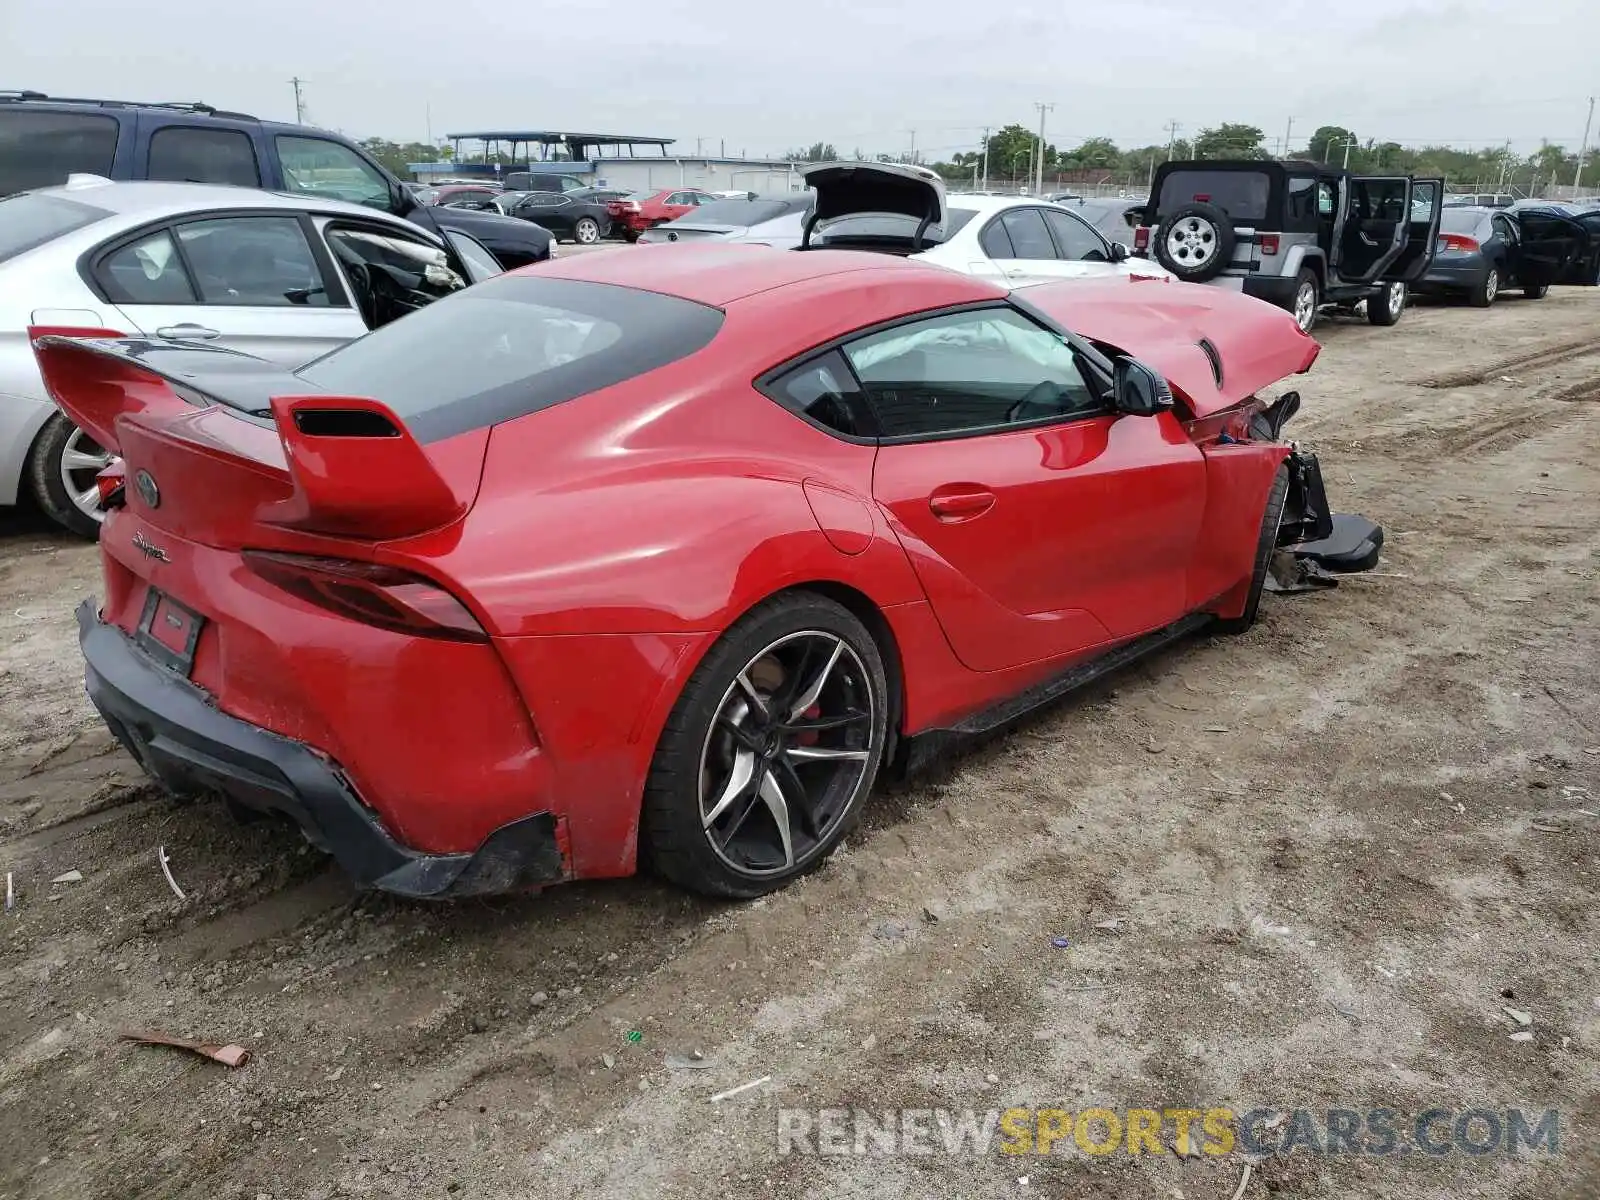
<box><xmin>77</xmin><ymin>600</ymin><xmax>567</xmax><ymax>898</ymax></box>
<box><xmin>1417</xmin><ymin>262</ymin><xmax>1485</xmax><ymax>290</ymax></box>
<box><xmin>1240</xmin><ymin>274</ymin><xmax>1302</xmax><ymax>309</ymax></box>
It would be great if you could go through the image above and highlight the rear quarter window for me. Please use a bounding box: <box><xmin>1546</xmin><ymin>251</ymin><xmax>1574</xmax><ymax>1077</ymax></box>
<box><xmin>293</xmin><ymin>276</ymin><xmax>725</xmax><ymax>442</ymax></box>
<box><xmin>147</xmin><ymin>126</ymin><xmax>261</xmax><ymax>187</ymax></box>
<box><xmin>0</xmin><ymin>192</ymin><xmax>111</xmax><ymax>263</ymax></box>
<box><xmin>1157</xmin><ymin>170</ymin><xmax>1271</xmax><ymax>224</ymax></box>
<box><xmin>0</xmin><ymin>110</ymin><xmax>119</xmax><ymax>195</ymax></box>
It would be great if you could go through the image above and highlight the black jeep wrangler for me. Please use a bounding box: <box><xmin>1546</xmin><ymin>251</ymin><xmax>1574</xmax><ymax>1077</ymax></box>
<box><xmin>1134</xmin><ymin>160</ymin><xmax>1443</xmax><ymax>332</ymax></box>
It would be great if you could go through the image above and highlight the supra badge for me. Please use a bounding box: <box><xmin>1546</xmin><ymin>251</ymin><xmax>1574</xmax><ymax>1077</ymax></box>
<box><xmin>131</xmin><ymin>530</ymin><xmax>170</xmax><ymax>563</ymax></box>
<box><xmin>134</xmin><ymin>469</ymin><xmax>160</xmax><ymax>508</ymax></box>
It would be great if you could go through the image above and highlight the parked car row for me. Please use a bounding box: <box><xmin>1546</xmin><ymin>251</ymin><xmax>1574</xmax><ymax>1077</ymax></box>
<box><xmin>1126</xmin><ymin>158</ymin><xmax>1600</xmax><ymax>332</ymax></box>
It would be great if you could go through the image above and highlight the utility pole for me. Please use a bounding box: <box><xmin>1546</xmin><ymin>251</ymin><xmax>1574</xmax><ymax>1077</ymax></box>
<box><xmin>1576</xmin><ymin>96</ymin><xmax>1596</xmax><ymax>191</ymax></box>
<box><xmin>907</xmin><ymin>129</ymin><xmax>916</xmax><ymax>164</ymax></box>
<box><xmin>1164</xmin><ymin>119</ymin><xmax>1182</xmax><ymax>160</ymax></box>
<box><xmin>696</xmin><ymin>137</ymin><xmax>703</xmax><ymax>155</ymax></box>
<box><xmin>1282</xmin><ymin>116</ymin><xmax>1294</xmax><ymax>159</ymax></box>
<box><xmin>290</xmin><ymin>77</ymin><xmax>306</xmax><ymax>123</ymax></box>
<box><xmin>980</xmin><ymin>126</ymin><xmax>990</xmax><ymax>193</ymax></box>
<box><xmin>1342</xmin><ymin>136</ymin><xmax>1356</xmax><ymax>170</ymax></box>
<box><xmin>1033</xmin><ymin>102</ymin><xmax>1054</xmax><ymax>197</ymax></box>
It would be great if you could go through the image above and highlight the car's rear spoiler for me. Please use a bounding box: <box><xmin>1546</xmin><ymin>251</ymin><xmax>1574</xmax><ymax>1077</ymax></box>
<box><xmin>31</xmin><ymin>335</ymin><xmax>468</xmax><ymax>540</ymax></box>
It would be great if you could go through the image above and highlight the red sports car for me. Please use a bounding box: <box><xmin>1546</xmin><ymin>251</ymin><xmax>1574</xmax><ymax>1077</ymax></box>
<box><xmin>36</xmin><ymin>247</ymin><xmax>1377</xmax><ymax>900</ymax></box>
<box><xmin>606</xmin><ymin>188</ymin><xmax>718</xmax><ymax>240</ymax></box>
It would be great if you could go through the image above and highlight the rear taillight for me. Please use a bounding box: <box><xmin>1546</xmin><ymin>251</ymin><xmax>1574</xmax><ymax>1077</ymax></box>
<box><xmin>1133</xmin><ymin>226</ymin><xmax>1150</xmax><ymax>252</ymax></box>
<box><xmin>96</xmin><ymin>461</ymin><xmax>127</xmax><ymax>509</ymax></box>
<box><xmin>242</xmin><ymin>552</ymin><xmax>488</xmax><ymax>642</ymax></box>
<box><xmin>1437</xmin><ymin>233</ymin><xmax>1479</xmax><ymax>253</ymax></box>
<box><xmin>1258</xmin><ymin>233</ymin><xmax>1280</xmax><ymax>255</ymax></box>
<box><xmin>622</xmin><ymin>201</ymin><xmax>641</xmax><ymax>213</ymax></box>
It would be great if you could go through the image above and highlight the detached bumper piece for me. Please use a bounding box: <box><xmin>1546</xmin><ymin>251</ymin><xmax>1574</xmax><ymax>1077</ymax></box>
<box><xmin>76</xmin><ymin>600</ymin><xmax>566</xmax><ymax>898</ymax></box>
<box><xmin>1269</xmin><ymin>448</ymin><xmax>1384</xmax><ymax>594</ymax></box>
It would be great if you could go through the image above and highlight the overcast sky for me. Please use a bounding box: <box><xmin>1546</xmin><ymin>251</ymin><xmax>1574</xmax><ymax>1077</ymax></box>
<box><xmin>8</xmin><ymin>0</ymin><xmax>1595</xmax><ymax>158</ymax></box>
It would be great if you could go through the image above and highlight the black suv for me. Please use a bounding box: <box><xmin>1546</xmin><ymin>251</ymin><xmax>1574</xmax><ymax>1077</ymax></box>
<box><xmin>1134</xmin><ymin>160</ymin><xmax>1443</xmax><ymax>332</ymax></box>
<box><xmin>0</xmin><ymin>91</ymin><xmax>553</xmax><ymax>267</ymax></box>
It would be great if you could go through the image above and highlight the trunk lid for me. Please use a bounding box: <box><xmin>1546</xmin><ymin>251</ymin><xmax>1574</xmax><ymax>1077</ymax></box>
<box><xmin>801</xmin><ymin>161</ymin><xmax>947</xmax><ymax>249</ymax></box>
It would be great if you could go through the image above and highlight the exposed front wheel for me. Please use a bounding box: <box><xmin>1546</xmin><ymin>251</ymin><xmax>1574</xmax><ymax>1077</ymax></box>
<box><xmin>574</xmin><ymin>217</ymin><xmax>601</xmax><ymax>244</ymax></box>
<box><xmin>642</xmin><ymin>593</ymin><xmax>889</xmax><ymax>898</ymax></box>
<box><xmin>1366</xmin><ymin>280</ymin><xmax>1407</xmax><ymax>326</ymax></box>
<box><xmin>26</xmin><ymin>413</ymin><xmax>110</xmax><ymax>539</ymax></box>
<box><xmin>1213</xmin><ymin>465</ymin><xmax>1289</xmax><ymax>636</ymax></box>
<box><xmin>1522</xmin><ymin>281</ymin><xmax>1550</xmax><ymax>299</ymax></box>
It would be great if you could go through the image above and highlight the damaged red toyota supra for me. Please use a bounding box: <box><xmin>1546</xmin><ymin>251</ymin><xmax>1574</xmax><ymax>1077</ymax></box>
<box><xmin>34</xmin><ymin>244</ymin><xmax>1380</xmax><ymax>899</ymax></box>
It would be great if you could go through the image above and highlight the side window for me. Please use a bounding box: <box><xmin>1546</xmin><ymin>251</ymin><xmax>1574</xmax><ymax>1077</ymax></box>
<box><xmin>276</xmin><ymin>136</ymin><xmax>392</xmax><ymax>209</ymax></box>
<box><xmin>1316</xmin><ymin>184</ymin><xmax>1335</xmax><ymax>217</ymax></box>
<box><xmin>147</xmin><ymin>127</ymin><xmax>261</xmax><ymax>187</ymax></box>
<box><xmin>324</xmin><ymin>225</ymin><xmax>466</xmax><ymax>329</ymax></box>
<box><xmin>998</xmin><ymin>208</ymin><xmax>1057</xmax><ymax>260</ymax></box>
<box><xmin>0</xmin><ymin>111</ymin><xmax>119</xmax><ymax>194</ymax></box>
<box><xmin>98</xmin><ymin>230</ymin><xmax>199</xmax><ymax>304</ymax></box>
<box><xmin>1494</xmin><ymin>216</ymin><xmax>1517</xmax><ymax>245</ymax></box>
<box><xmin>1042</xmin><ymin>210</ymin><xmax>1108</xmax><ymax>261</ymax></box>
<box><xmin>173</xmin><ymin>215</ymin><xmax>328</xmax><ymax>306</ymax></box>
<box><xmin>1286</xmin><ymin>177</ymin><xmax>1316</xmax><ymax>223</ymax></box>
<box><xmin>763</xmin><ymin>349</ymin><xmax>873</xmax><ymax>438</ymax></box>
<box><xmin>444</xmin><ymin>231</ymin><xmax>503</xmax><ymax>285</ymax></box>
<box><xmin>843</xmin><ymin>308</ymin><xmax>1102</xmax><ymax>439</ymax></box>
<box><xmin>979</xmin><ymin>218</ymin><xmax>1016</xmax><ymax>259</ymax></box>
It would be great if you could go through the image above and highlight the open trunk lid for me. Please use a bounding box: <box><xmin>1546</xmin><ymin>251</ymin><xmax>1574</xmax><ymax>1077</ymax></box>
<box><xmin>801</xmin><ymin>161</ymin><xmax>947</xmax><ymax>250</ymax></box>
<box><xmin>32</xmin><ymin>336</ymin><xmax>486</xmax><ymax>548</ymax></box>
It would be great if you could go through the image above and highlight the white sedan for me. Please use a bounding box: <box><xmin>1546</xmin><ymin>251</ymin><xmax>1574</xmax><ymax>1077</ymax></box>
<box><xmin>803</xmin><ymin>162</ymin><xmax>1175</xmax><ymax>287</ymax></box>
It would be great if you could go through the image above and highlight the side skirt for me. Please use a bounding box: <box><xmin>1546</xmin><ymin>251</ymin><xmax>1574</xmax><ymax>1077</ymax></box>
<box><xmin>894</xmin><ymin>612</ymin><xmax>1214</xmax><ymax>777</ymax></box>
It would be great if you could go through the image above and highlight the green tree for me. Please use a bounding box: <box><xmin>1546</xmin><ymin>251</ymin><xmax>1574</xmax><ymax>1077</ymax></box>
<box><xmin>1065</xmin><ymin>136</ymin><xmax>1121</xmax><ymax>169</ymax></box>
<box><xmin>1306</xmin><ymin>125</ymin><xmax>1357</xmax><ymax>164</ymax></box>
<box><xmin>1192</xmin><ymin>123</ymin><xmax>1266</xmax><ymax>160</ymax></box>
<box><xmin>787</xmin><ymin>142</ymin><xmax>839</xmax><ymax>162</ymax></box>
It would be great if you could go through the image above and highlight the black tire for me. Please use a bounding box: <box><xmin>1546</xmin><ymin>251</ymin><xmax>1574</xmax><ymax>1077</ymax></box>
<box><xmin>1290</xmin><ymin>268</ymin><xmax>1320</xmax><ymax>333</ymax></box>
<box><xmin>1152</xmin><ymin>202</ymin><xmax>1236</xmax><ymax>282</ymax></box>
<box><xmin>623</xmin><ymin>229</ymin><xmax>640</xmax><ymax>244</ymax></box>
<box><xmin>1212</xmin><ymin>465</ymin><xmax>1289</xmax><ymax>636</ymax></box>
<box><xmin>1366</xmin><ymin>280</ymin><xmax>1407</xmax><ymax>326</ymax></box>
<box><xmin>642</xmin><ymin>592</ymin><xmax>890</xmax><ymax>898</ymax></box>
<box><xmin>26</xmin><ymin>413</ymin><xmax>102</xmax><ymax>539</ymax></box>
<box><xmin>1469</xmin><ymin>264</ymin><xmax>1500</xmax><ymax>307</ymax></box>
<box><xmin>1522</xmin><ymin>280</ymin><xmax>1550</xmax><ymax>299</ymax></box>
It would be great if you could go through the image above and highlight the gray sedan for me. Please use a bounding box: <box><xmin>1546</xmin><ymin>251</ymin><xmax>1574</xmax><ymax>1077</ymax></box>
<box><xmin>0</xmin><ymin>179</ymin><xmax>499</xmax><ymax>536</ymax></box>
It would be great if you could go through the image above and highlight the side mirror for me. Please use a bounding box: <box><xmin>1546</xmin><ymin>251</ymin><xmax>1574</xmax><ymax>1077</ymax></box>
<box><xmin>1109</xmin><ymin>241</ymin><xmax>1129</xmax><ymax>262</ymax></box>
<box><xmin>1112</xmin><ymin>357</ymin><xmax>1174</xmax><ymax>417</ymax></box>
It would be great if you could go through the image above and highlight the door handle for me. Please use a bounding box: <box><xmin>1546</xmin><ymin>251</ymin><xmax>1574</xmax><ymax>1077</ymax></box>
<box><xmin>155</xmin><ymin>324</ymin><xmax>220</xmax><ymax>340</ymax></box>
<box><xmin>929</xmin><ymin>487</ymin><xmax>996</xmax><ymax>521</ymax></box>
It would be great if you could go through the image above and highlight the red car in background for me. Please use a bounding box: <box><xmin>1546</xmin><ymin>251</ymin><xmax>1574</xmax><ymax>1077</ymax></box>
<box><xmin>37</xmin><ymin>246</ymin><xmax>1379</xmax><ymax>902</ymax></box>
<box><xmin>607</xmin><ymin>187</ymin><xmax>719</xmax><ymax>240</ymax></box>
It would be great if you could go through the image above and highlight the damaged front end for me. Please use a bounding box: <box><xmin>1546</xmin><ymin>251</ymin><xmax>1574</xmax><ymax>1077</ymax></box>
<box><xmin>1250</xmin><ymin>390</ymin><xmax>1384</xmax><ymax>594</ymax></box>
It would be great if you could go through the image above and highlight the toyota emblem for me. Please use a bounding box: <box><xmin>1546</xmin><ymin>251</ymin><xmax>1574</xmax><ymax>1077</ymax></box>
<box><xmin>134</xmin><ymin>469</ymin><xmax>160</xmax><ymax>508</ymax></box>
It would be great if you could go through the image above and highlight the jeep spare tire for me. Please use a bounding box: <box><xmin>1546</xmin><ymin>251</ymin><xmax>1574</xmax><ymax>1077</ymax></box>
<box><xmin>1154</xmin><ymin>202</ymin><xmax>1236</xmax><ymax>282</ymax></box>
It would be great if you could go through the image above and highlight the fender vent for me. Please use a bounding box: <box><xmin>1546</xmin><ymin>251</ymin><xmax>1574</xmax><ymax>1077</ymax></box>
<box><xmin>1197</xmin><ymin>338</ymin><xmax>1224</xmax><ymax>389</ymax></box>
<box><xmin>292</xmin><ymin>409</ymin><xmax>400</xmax><ymax>438</ymax></box>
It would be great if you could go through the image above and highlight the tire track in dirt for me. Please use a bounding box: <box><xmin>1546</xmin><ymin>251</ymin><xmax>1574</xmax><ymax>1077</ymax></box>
<box><xmin>1414</xmin><ymin>336</ymin><xmax>1600</xmax><ymax>389</ymax></box>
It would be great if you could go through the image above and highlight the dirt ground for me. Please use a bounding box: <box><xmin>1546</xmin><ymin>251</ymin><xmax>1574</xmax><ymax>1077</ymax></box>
<box><xmin>1</xmin><ymin>287</ymin><xmax>1597</xmax><ymax>1200</ymax></box>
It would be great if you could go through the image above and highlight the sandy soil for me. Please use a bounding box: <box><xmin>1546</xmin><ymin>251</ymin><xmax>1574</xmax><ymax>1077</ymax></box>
<box><xmin>1</xmin><ymin>288</ymin><xmax>1597</xmax><ymax>1200</ymax></box>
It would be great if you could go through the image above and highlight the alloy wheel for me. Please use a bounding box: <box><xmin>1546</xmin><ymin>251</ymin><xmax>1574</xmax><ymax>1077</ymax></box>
<box><xmin>1293</xmin><ymin>282</ymin><xmax>1317</xmax><ymax>332</ymax></box>
<box><xmin>697</xmin><ymin>631</ymin><xmax>875</xmax><ymax>878</ymax></box>
<box><xmin>57</xmin><ymin>425</ymin><xmax>113</xmax><ymax>524</ymax></box>
<box><xmin>1387</xmin><ymin>281</ymin><xmax>1406</xmax><ymax>317</ymax></box>
<box><xmin>575</xmin><ymin>218</ymin><xmax>600</xmax><ymax>244</ymax></box>
<box><xmin>1165</xmin><ymin>217</ymin><xmax>1217</xmax><ymax>268</ymax></box>
<box><xmin>1484</xmin><ymin>269</ymin><xmax>1499</xmax><ymax>303</ymax></box>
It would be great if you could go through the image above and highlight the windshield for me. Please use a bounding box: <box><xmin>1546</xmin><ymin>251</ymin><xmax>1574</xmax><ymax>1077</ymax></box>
<box><xmin>0</xmin><ymin>192</ymin><xmax>111</xmax><ymax>263</ymax></box>
<box><xmin>674</xmin><ymin>198</ymin><xmax>799</xmax><ymax>225</ymax></box>
<box><xmin>1157</xmin><ymin>170</ymin><xmax>1271</xmax><ymax>223</ymax></box>
<box><xmin>296</xmin><ymin>275</ymin><xmax>725</xmax><ymax>443</ymax></box>
<box><xmin>815</xmin><ymin>208</ymin><xmax>976</xmax><ymax>246</ymax></box>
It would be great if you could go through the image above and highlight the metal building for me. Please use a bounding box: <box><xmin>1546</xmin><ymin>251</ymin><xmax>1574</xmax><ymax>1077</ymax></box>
<box><xmin>410</xmin><ymin>131</ymin><xmax>802</xmax><ymax>195</ymax></box>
